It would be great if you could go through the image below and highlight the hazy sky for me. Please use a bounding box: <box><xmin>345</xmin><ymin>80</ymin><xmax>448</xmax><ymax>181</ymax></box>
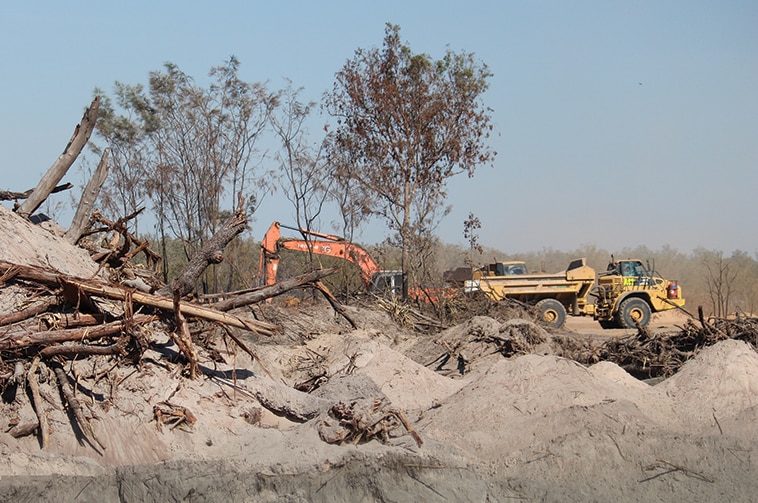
<box><xmin>1</xmin><ymin>1</ymin><xmax>756</xmax><ymax>255</ymax></box>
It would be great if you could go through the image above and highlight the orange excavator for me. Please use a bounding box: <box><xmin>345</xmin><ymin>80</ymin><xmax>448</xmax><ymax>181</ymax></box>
<box><xmin>258</xmin><ymin>222</ymin><xmax>404</xmax><ymax>295</ymax></box>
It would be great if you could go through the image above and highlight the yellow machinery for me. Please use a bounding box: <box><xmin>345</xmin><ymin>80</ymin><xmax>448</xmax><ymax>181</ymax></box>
<box><xmin>588</xmin><ymin>258</ymin><xmax>685</xmax><ymax>329</ymax></box>
<box><xmin>466</xmin><ymin>257</ymin><xmax>684</xmax><ymax>329</ymax></box>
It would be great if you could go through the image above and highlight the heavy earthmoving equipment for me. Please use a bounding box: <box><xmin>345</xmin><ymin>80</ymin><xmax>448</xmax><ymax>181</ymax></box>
<box><xmin>465</xmin><ymin>257</ymin><xmax>684</xmax><ymax>329</ymax></box>
<box><xmin>258</xmin><ymin>222</ymin><xmax>404</xmax><ymax>295</ymax></box>
<box><xmin>588</xmin><ymin>257</ymin><xmax>685</xmax><ymax>329</ymax></box>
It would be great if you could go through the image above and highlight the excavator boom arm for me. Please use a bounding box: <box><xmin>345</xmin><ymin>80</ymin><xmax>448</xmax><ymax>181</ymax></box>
<box><xmin>258</xmin><ymin>221</ymin><xmax>382</xmax><ymax>290</ymax></box>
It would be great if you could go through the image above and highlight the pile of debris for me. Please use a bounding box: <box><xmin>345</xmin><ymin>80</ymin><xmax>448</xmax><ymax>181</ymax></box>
<box><xmin>0</xmin><ymin>98</ymin><xmax>384</xmax><ymax>452</ymax></box>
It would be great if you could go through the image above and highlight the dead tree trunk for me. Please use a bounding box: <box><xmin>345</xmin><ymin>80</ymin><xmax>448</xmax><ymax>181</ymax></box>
<box><xmin>162</xmin><ymin>201</ymin><xmax>247</xmax><ymax>298</ymax></box>
<box><xmin>65</xmin><ymin>147</ymin><xmax>110</xmax><ymax>244</ymax></box>
<box><xmin>0</xmin><ymin>183</ymin><xmax>73</xmax><ymax>202</ymax></box>
<box><xmin>15</xmin><ymin>97</ymin><xmax>101</xmax><ymax>219</ymax></box>
<box><xmin>209</xmin><ymin>267</ymin><xmax>339</xmax><ymax>311</ymax></box>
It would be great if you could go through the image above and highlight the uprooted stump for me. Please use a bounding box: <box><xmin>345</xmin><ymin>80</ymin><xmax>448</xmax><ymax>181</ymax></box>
<box><xmin>317</xmin><ymin>398</ymin><xmax>423</xmax><ymax>448</ymax></box>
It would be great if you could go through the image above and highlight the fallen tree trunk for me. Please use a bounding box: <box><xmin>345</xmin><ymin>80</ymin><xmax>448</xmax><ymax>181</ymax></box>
<box><xmin>15</xmin><ymin>97</ymin><xmax>101</xmax><ymax>219</ymax></box>
<box><xmin>162</xmin><ymin>200</ymin><xmax>247</xmax><ymax>298</ymax></box>
<box><xmin>209</xmin><ymin>267</ymin><xmax>339</xmax><ymax>312</ymax></box>
<box><xmin>0</xmin><ymin>261</ymin><xmax>277</xmax><ymax>335</ymax></box>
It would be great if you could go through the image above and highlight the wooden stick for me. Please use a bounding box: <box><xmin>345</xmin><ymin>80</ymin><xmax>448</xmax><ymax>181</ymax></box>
<box><xmin>53</xmin><ymin>364</ymin><xmax>106</xmax><ymax>451</ymax></box>
<box><xmin>313</xmin><ymin>280</ymin><xmax>357</xmax><ymax>329</ymax></box>
<box><xmin>0</xmin><ymin>183</ymin><xmax>73</xmax><ymax>202</ymax></box>
<box><xmin>27</xmin><ymin>357</ymin><xmax>49</xmax><ymax>449</ymax></box>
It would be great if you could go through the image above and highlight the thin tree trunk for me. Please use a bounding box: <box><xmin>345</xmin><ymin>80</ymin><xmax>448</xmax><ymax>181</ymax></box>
<box><xmin>65</xmin><ymin>148</ymin><xmax>110</xmax><ymax>244</ymax></box>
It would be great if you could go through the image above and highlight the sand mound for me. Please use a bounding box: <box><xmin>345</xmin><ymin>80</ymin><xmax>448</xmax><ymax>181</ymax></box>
<box><xmin>652</xmin><ymin>339</ymin><xmax>758</xmax><ymax>430</ymax></box>
<box><xmin>0</xmin><ymin>205</ymin><xmax>100</xmax><ymax>278</ymax></box>
<box><xmin>1</xmin><ymin>206</ymin><xmax>758</xmax><ymax>501</ymax></box>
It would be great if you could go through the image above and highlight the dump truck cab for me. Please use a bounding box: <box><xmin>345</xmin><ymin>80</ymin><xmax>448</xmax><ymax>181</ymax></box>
<box><xmin>590</xmin><ymin>258</ymin><xmax>685</xmax><ymax>328</ymax></box>
<box><xmin>475</xmin><ymin>261</ymin><xmax>529</xmax><ymax>278</ymax></box>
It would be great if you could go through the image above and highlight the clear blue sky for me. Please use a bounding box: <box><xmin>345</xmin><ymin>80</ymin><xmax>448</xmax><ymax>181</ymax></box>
<box><xmin>1</xmin><ymin>1</ymin><xmax>756</xmax><ymax>255</ymax></box>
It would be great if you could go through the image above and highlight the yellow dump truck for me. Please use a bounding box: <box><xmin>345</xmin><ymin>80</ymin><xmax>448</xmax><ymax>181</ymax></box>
<box><xmin>465</xmin><ymin>257</ymin><xmax>684</xmax><ymax>329</ymax></box>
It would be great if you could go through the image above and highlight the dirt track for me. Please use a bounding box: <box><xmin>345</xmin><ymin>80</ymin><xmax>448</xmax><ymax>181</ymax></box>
<box><xmin>564</xmin><ymin>309</ymin><xmax>689</xmax><ymax>338</ymax></box>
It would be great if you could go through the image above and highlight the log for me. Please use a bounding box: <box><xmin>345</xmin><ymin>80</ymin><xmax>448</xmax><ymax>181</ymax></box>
<box><xmin>16</xmin><ymin>97</ymin><xmax>101</xmax><ymax>219</ymax></box>
<box><xmin>65</xmin><ymin>148</ymin><xmax>110</xmax><ymax>244</ymax></box>
<box><xmin>163</xmin><ymin>199</ymin><xmax>248</xmax><ymax>298</ymax></box>
<box><xmin>39</xmin><ymin>341</ymin><xmax>126</xmax><ymax>358</ymax></box>
<box><xmin>27</xmin><ymin>357</ymin><xmax>49</xmax><ymax>449</ymax></box>
<box><xmin>53</xmin><ymin>364</ymin><xmax>105</xmax><ymax>451</ymax></box>
<box><xmin>0</xmin><ymin>261</ymin><xmax>277</xmax><ymax>336</ymax></box>
<box><xmin>0</xmin><ymin>315</ymin><xmax>156</xmax><ymax>351</ymax></box>
<box><xmin>0</xmin><ymin>296</ymin><xmax>59</xmax><ymax>327</ymax></box>
<box><xmin>209</xmin><ymin>267</ymin><xmax>339</xmax><ymax>311</ymax></box>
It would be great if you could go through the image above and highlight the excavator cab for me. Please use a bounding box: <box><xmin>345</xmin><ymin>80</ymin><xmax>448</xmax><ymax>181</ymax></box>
<box><xmin>369</xmin><ymin>271</ymin><xmax>404</xmax><ymax>296</ymax></box>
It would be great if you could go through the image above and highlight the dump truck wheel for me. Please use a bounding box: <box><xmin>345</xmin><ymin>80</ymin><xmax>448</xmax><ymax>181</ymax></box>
<box><xmin>617</xmin><ymin>298</ymin><xmax>651</xmax><ymax>329</ymax></box>
<box><xmin>536</xmin><ymin>299</ymin><xmax>567</xmax><ymax>329</ymax></box>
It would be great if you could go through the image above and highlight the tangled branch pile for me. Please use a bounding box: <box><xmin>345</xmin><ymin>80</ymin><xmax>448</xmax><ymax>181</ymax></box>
<box><xmin>590</xmin><ymin>312</ymin><xmax>758</xmax><ymax>378</ymax></box>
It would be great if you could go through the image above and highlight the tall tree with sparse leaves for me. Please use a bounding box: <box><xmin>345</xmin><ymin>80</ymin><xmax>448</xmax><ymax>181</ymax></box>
<box><xmin>94</xmin><ymin>57</ymin><xmax>277</xmax><ymax>291</ymax></box>
<box><xmin>324</xmin><ymin>23</ymin><xmax>496</xmax><ymax>295</ymax></box>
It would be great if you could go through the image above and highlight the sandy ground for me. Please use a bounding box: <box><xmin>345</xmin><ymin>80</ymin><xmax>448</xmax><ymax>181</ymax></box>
<box><xmin>1</xmin><ymin>205</ymin><xmax>756</xmax><ymax>502</ymax></box>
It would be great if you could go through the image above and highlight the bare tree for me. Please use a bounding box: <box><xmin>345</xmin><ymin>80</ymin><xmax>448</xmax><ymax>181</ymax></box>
<box><xmin>702</xmin><ymin>250</ymin><xmax>738</xmax><ymax>317</ymax></box>
<box><xmin>94</xmin><ymin>58</ymin><xmax>277</xmax><ymax>292</ymax></box>
<box><xmin>270</xmin><ymin>82</ymin><xmax>333</xmax><ymax>255</ymax></box>
<box><xmin>324</xmin><ymin>23</ymin><xmax>496</xmax><ymax>296</ymax></box>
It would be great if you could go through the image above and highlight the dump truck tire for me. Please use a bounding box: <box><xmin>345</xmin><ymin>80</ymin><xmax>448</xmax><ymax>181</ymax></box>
<box><xmin>536</xmin><ymin>299</ymin><xmax>567</xmax><ymax>329</ymax></box>
<box><xmin>617</xmin><ymin>298</ymin><xmax>651</xmax><ymax>329</ymax></box>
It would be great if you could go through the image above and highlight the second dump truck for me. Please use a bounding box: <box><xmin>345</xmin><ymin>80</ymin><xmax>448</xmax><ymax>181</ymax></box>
<box><xmin>464</xmin><ymin>257</ymin><xmax>684</xmax><ymax>329</ymax></box>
